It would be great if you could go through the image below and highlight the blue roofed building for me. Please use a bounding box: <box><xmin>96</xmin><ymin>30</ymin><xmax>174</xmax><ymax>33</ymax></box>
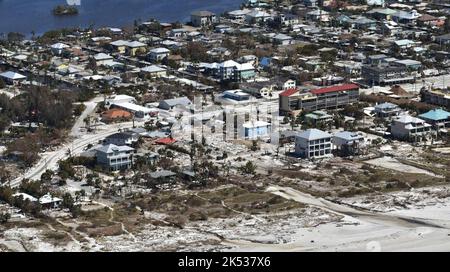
<box><xmin>333</xmin><ymin>131</ymin><xmax>366</xmax><ymax>156</ymax></box>
<box><xmin>418</xmin><ymin>109</ymin><xmax>450</xmax><ymax>130</ymax></box>
<box><xmin>260</xmin><ymin>57</ymin><xmax>272</xmax><ymax>68</ymax></box>
<box><xmin>374</xmin><ymin>102</ymin><xmax>402</xmax><ymax>118</ymax></box>
<box><xmin>96</xmin><ymin>144</ymin><xmax>135</xmax><ymax>171</ymax></box>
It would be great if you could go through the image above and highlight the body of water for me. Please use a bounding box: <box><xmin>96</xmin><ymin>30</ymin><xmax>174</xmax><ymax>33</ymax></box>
<box><xmin>0</xmin><ymin>0</ymin><xmax>243</xmax><ymax>36</ymax></box>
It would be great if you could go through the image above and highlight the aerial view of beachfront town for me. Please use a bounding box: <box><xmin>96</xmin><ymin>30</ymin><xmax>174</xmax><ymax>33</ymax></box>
<box><xmin>1</xmin><ymin>0</ymin><xmax>450</xmax><ymax>252</ymax></box>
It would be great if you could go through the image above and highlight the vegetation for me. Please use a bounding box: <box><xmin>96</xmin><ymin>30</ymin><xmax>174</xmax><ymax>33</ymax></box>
<box><xmin>52</xmin><ymin>5</ymin><xmax>79</xmax><ymax>16</ymax></box>
<box><xmin>0</xmin><ymin>212</ymin><xmax>11</xmax><ymax>224</ymax></box>
<box><xmin>239</xmin><ymin>161</ymin><xmax>257</xmax><ymax>175</ymax></box>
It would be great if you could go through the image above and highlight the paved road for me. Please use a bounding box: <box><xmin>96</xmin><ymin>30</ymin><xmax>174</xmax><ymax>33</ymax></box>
<box><xmin>8</xmin><ymin>95</ymin><xmax>142</xmax><ymax>188</ymax></box>
<box><xmin>70</xmin><ymin>96</ymin><xmax>105</xmax><ymax>137</ymax></box>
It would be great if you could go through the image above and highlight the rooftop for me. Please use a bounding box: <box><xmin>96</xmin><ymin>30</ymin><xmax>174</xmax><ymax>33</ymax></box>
<box><xmin>296</xmin><ymin>129</ymin><xmax>332</xmax><ymax>141</ymax></box>
<box><xmin>279</xmin><ymin>88</ymin><xmax>299</xmax><ymax>97</ymax></box>
<box><xmin>311</xmin><ymin>84</ymin><xmax>359</xmax><ymax>95</ymax></box>
<box><xmin>191</xmin><ymin>10</ymin><xmax>215</xmax><ymax>17</ymax></box>
<box><xmin>419</xmin><ymin>109</ymin><xmax>450</xmax><ymax>121</ymax></box>
<box><xmin>333</xmin><ymin>131</ymin><xmax>364</xmax><ymax>141</ymax></box>
<box><xmin>96</xmin><ymin>144</ymin><xmax>134</xmax><ymax>154</ymax></box>
<box><xmin>0</xmin><ymin>71</ymin><xmax>26</xmax><ymax>80</ymax></box>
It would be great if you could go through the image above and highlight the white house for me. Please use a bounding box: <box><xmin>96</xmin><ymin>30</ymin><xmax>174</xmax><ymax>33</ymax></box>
<box><xmin>93</xmin><ymin>53</ymin><xmax>114</xmax><ymax>66</ymax></box>
<box><xmin>295</xmin><ymin>129</ymin><xmax>333</xmax><ymax>159</ymax></box>
<box><xmin>105</xmin><ymin>95</ymin><xmax>137</xmax><ymax>108</ymax></box>
<box><xmin>333</xmin><ymin>131</ymin><xmax>365</xmax><ymax>156</ymax></box>
<box><xmin>50</xmin><ymin>42</ymin><xmax>70</xmax><ymax>55</ymax></box>
<box><xmin>218</xmin><ymin>60</ymin><xmax>256</xmax><ymax>82</ymax></box>
<box><xmin>241</xmin><ymin>120</ymin><xmax>271</xmax><ymax>139</ymax></box>
<box><xmin>390</xmin><ymin>115</ymin><xmax>432</xmax><ymax>141</ymax></box>
<box><xmin>283</xmin><ymin>79</ymin><xmax>296</xmax><ymax>90</ymax></box>
<box><xmin>39</xmin><ymin>194</ymin><xmax>62</xmax><ymax>209</ymax></box>
<box><xmin>0</xmin><ymin>71</ymin><xmax>26</xmax><ymax>85</ymax></box>
<box><xmin>273</xmin><ymin>34</ymin><xmax>294</xmax><ymax>45</ymax></box>
<box><xmin>159</xmin><ymin>97</ymin><xmax>192</xmax><ymax>111</ymax></box>
<box><xmin>227</xmin><ymin>9</ymin><xmax>251</xmax><ymax>21</ymax></box>
<box><xmin>148</xmin><ymin>47</ymin><xmax>170</xmax><ymax>62</ymax></box>
<box><xmin>140</xmin><ymin>65</ymin><xmax>167</xmax><ymax>78</ymax></box>
<box><xmin>96</xmin><ymin>144</ymin><xmax>135</xmax><ymax>172</ymax></box>
<box><xmin>374</xmin><ymin>102</ymin><xmax>402</xmax><ymax>118</ymax></box>
<box><xmin>191</xmin><ymin>11</ymin><xmax>217</xmax><ymax>27</ymax></box>
<box><xmin>245</xmin><ymin>9</ymin><xmax>272</xmax><ymax>24</ymax></box>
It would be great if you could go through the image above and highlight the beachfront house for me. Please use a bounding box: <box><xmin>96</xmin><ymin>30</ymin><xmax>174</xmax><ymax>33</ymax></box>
<box><xmin>96</xmin><ymin>144</ymin><xmax>135</xmax><ymax>171</ymax></box>
<box><xmin>418</xmin><ymin>109</ymin><xmax>450</xmax><ymax>130</ymax></box>
<box><xmin>390</xmin><ymin>115</ymin><xmax>432</xmax><ymax>142</ymax></box>
<box><xmin>241</xmin><ymin>121</ymin><xmax>271</xmax><ymax>139</ymax></box>
<box><xmin>295</xmin><ymin>129</ymin><xmax>333</xmax><ymax>159</ymax></box>
<box><xmin>191</xmin><ymin>11</ymin><xmax>217</xmax><ymax>27</ymax></box>
<box><xmin>374</xmin><ymin>102</ymin><xmax>402</xmax><ymax>119</ymax></box>
<box><xmin>333</xmin><ymin>131</ymin><xmax>365</xmax><ymax>156</ymax></box>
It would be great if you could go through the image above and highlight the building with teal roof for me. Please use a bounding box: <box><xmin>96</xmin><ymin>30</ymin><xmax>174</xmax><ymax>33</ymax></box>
<box><xmin>418</xmin><ymin>109</ymin><xmax>450</xmax><ymax>130</ymax></box>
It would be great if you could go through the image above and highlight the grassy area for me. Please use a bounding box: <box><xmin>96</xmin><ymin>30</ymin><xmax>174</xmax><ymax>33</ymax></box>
<box><xmin>42</xmin><ymin>230</ymin><xmax>71</xmax><ymax>246</ymax></box>
<box><xmin>129</xmin><ymin>185</ymin><xmax>304</xmax><ymax>227</ymax></box>
<box><xmin>275</xmin><ymin>160</ymin><xmax>447</xmax><ymax>199</ymax></box>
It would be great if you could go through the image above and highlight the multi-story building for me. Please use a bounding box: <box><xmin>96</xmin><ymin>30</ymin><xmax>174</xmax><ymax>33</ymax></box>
<box><xmin>311</xmin><ymin>84</ymin><xmax>360</xmax><ymax>110</ymax></box>
<box><xmin>218</xmin><ymin>60</ymin><xmax>255</xmax><ymax>82</ymax></box>
<box><xmin>148</xmin><ymin>47</ymin><xmax>170</xmax><ymax>62</ymax></box>
<box><xmin>279</xmin><ymin>84</ymin><xmax>360</xmax><ymax>115</ymax></box>
<box><xmin>390</xmin><ymin>115</ymin><xmax>432</xmax><ymax>142</ymax></box>
<box><xmin>418</xmin><ymin>109</ymin><xmax>450</xmax><ymax>130</ymax></box>
<box><xmin>191</xmin><ymin>11</ymin><xmax>217</xmax><ymax>27</ymax></box>
<box><xmin>96</xmin><ymin>144</ymin><xmax>135</xmax><ymax>171</ymax></box>
<box><xmin>333</xmin><ymin>131</ymin><xmax>365</xmax><ymax>156</ymax></box>
<box><xmin>295</xmin><ymin>129</ymin><xmax>333</xmax><ymax>159</ymax></box>
<box><xmin>304</xmin><ymin>110</ymin><xmax>333</xmax><ymax>125</ymax></box>
<box><xmin>103</xmin><ymin>131</ymin><xmax>140</xmax><ymax>147</ymax></box>
<box><xmin>361</xmin><ymin>64</ymin><xmax>415</xmax><ymax>86</ymax></box>
<box><xmin>374</xmin><ymin>102</ymin><xmax>402</xmax><ymax>118</ymax></box>
<box><xmin>420</xmin><ymin>88</ymin><xmax>450</xmax><ymax>108</ymax></box>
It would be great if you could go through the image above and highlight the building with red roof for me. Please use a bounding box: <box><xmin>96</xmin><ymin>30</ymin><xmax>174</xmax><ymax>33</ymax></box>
<box><xmin>310</xmin><ymin>84</ymin><xmax>359</xmax><ymax>95</ymax></box>
<box><xmin>279</xmin><ymin>84</ymin><xmax>360</xmax><ymax>115</ymax></box>
<box><xmin>155</xmin><ymin>137</ymin><xmax>177</xmax><ymax>145</ymax></box>
<box><xmin>279</xmin><ymin>88</ymin><xmax>299</xmax><ymax>97</ymax></box>
<box><xmin>101</xmin><ymin>108</ymin><xmax>132</xmax><ymax>123</ymax></box>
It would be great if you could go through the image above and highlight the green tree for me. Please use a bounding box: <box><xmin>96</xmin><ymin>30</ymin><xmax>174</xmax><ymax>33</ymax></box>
<box><xmin>0</xmin><ymin>212</ymin><xmax>11</xmax><ymax>224</ymax></box>
<box><xmin>239</xmin><ymin>161</ymin><xmax>257</xmax><ymax>175</ymax></box>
